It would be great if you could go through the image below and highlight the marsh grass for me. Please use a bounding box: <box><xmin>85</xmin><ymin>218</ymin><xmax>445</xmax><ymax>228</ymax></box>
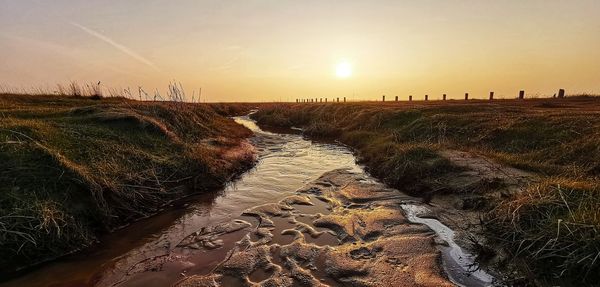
<box><xmin>252</xmin><ymin>96</ymin><xmax>600</xmax><ymax>284</ymax></box>
<box><xmin>0</xmin><ymin>93</ymin><xmax>254</xmax><ymax>273</ymax></box>
<box><xmin>488</xmin><ymin>178</ymin><xmax>600</xmax><ymax>280</ymax></box>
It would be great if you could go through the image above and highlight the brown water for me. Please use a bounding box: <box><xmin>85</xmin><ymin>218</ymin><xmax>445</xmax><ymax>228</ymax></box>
<box><xmin>2</xmin><ymin>115</ymin><xmax>493</xmax><ymax>287</ymax></box>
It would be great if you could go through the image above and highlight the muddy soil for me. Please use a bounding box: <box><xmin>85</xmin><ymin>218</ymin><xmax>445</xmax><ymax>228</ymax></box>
<box><xmin>172</xmin><ymin>169</ymin><xmax>496</xmax><ymax>287</ymax></box>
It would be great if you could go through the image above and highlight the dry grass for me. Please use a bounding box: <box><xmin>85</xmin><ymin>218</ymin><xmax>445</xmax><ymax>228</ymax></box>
<box><xmin>0</xmin><ymin>93</ymin><xmax>255</xmax><ymax>273</ymax></box>
<box><xmin>488</xmin><ymin>178</ymin><xmax>600</xmax><ymax>280</ymax></box>
<box><xmin>251</xmin><ymin>96</ymin><xmax>600</xmax><ymax>284</ymax></box>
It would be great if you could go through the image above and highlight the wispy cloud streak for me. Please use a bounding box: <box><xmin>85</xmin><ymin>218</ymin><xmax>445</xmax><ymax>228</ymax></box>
<box><xmin>71</xmin><ymin>22</ymin><xmax>159</xmax><ymax>71</ymax></box>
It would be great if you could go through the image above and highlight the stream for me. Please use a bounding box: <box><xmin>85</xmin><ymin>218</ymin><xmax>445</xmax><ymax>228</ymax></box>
<box><xmin>1</xmin><ymin>115</ymin><xmax>494</xmax><ymax>287</ymax></box>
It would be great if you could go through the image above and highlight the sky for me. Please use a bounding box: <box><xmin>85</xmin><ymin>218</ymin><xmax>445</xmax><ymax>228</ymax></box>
<box><xmin>1</xmin><ymin>0</ymin><xmax>599</xmax><ymax>102</ymax></box>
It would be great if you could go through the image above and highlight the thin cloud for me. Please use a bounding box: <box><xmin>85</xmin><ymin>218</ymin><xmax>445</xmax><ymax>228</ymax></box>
<box><xmin>71</xmin><ymin>22</ymin><xmax>159</xmax><ymax>71</ymax></box>
<box><xmin>213</xmin><ymin>56</ymin><xmax>240</xmax><ymax>71</ymax></box>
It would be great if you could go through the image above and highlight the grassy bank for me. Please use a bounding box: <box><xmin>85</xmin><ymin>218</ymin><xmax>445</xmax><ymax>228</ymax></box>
<box><xmin>251</xmin><ymin>97</ymin><xmax>600</xmax><ymax>284</ymax></box>
<box><xmin>0</xmin><ymin>94</ymin><xmax>254</xmax><ymax>273</ymax></box>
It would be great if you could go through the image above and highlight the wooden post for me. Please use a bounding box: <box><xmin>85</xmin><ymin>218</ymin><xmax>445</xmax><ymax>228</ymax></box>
<box><xmin>465</xmin><ymin>93</ymin><xmax>469</xmax><ymax>100</ymax></box>
<box><xmin>337</xmin><ymin>97</ymin><xmax>339</xmax><ymax>102</ymax></box>
<box><xmin>343</xmin><ymin>97</ymin><xmax>346</xmax><ymax>102</ymax></box>
<box><xmin>558</xmin><ymin>89</ymin><xmax>565</xmax><ymax>98</ymax></box>
<box><xmin>395</xmin><ymin>96</ymin><xmax>398</xmax><ymax>101</ymax></box>
<box><xmin>519</xmin><ymin>90</ymin><xmax>525</xmax><ymax>99</ymax></box>
<box><xmin>325</xmin><ymin>98</ymin><xmax>328</xmax><ymax>103</ymax></box>
<box><xmin>489</xmin><ymin>92</ymin><xmax>494</xmax><ymax>100</ymax></box>
<box><xmin>382</xmin><ymin>95</ymin><xmax>385</xmax><ymax>102</ymax></box>
<box><xmin>409</xmin><ymin>95</ymin><xmax>413</xmax><ymax>101</ymax></box>
<box><xmin>425</xmin><ymin>94</ymin><xmax>428</xmax><ymax>101</ymax></box>
<box><xmin>443</xmin><ymin>94</ymin><xmax>447</xmax><ymax>100</ymax></box>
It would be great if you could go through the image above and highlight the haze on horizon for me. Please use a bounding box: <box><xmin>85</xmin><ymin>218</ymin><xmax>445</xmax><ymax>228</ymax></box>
<box><xmin>1</xmin><ymin>0</ymin><xmax>599</xmax><ymax>102</ymax></box>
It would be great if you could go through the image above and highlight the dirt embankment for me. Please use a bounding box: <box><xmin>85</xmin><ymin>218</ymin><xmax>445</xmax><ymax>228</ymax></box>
<box><xmin>0</xmin><ymin>94</ymin><xmax>256</xmax><ymax>274</ymax></box>
<box><xmin>251</xmin><ymin>97</ymin><xmax>600</xmax><ymax>285</ymax></box>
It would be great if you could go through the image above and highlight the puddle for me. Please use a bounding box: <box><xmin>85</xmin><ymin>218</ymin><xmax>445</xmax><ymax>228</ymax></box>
<box><xmin>401</xmin><ymin>204</ymin><xmax>495</xmax><ymax>287</ymax></box>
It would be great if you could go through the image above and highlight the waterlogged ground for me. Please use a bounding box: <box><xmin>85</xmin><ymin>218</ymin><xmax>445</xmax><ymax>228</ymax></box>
<box><xmin>2</xmin><ymin>116</ymin><xmax>494</xmax><ymax>287</ymax></box>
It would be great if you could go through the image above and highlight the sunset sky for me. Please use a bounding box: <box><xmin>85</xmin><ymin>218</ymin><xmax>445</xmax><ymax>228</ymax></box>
<box><xmin>1</xmin><ymin>0</ymin><xmax>599</xmax><ymax>102</ymax></box>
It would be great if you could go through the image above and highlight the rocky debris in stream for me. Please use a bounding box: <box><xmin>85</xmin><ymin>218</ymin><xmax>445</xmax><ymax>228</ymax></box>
<box><xmin>174</xmin><ymin>169</ymin><xmax>456</xmax><ymax>287</ymax></box>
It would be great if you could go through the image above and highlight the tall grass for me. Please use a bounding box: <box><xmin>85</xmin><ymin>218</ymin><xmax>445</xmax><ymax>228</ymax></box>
<box><xmin>488</xmin><ymin>178</ymin><xmax>600</xmax><ymax>280</ymax></box>
<box><xmin>0</xmin><ymin>80</ymin><xmax>207</xmax><ymax>103</ymax></box>
<box><xmin>251</xmin><ymin>97</ymin><xmax>600</xmax><ymax>284</ymax></box>
<box><xmin>0</xmin><ymin>93</ymin><xmax>255</xmax><ymax>274</ymax></box>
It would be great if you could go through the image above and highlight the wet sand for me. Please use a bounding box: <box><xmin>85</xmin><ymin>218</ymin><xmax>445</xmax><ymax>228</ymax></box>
<box><xmin>173</xmin><ymin>169</ymin><xmax>492</xmax><ymax>286</ymax></box>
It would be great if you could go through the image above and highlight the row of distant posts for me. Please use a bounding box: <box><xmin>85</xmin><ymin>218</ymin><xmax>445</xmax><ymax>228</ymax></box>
<box><xmin>295</xmin><ymin>89</ymin><xmax>566</xmax><ymax>103</ymax></box>
<box><xmin>296</xmin><ymin>97</ymin><xmax>347</xmax><ymax>103</ymax></box>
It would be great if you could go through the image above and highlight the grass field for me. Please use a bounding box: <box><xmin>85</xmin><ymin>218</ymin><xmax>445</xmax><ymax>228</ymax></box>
<box><xmin>251</xmin><ymin>96</ymin><xmax>600</xmax><ymax>284</ymax></box>
<box><xmin>0</xmin><ymin>94</ymin><xmax>254</xmax><ymax>273</ymax></box>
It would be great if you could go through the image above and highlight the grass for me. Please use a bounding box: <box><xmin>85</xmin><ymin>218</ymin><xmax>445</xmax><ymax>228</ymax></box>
<box><xmin>0</xmin><ymin>93</ymin><xmax>255</xmax><ymax>274</ymax></box>
<box><xmin>488</xmin><ymin>178</ymin><xmax>600</xmax><ymax>281</ymax></box>
<box><xmin>251</xmin><ymin>96</ymin><xmax>600</xmax><ymax>284</ymax></box>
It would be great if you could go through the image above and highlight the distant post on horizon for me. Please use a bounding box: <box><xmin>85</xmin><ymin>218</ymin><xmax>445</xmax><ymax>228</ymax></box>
<box><xmin>395</xmin><ymin>96</ymin><xmax>398</xmax><ymax>101</ymax></box>
<box><xmin>558</xmin><ymin>89</ymin><xmax>565</xmax><ymax>98</ymax></box>
<box><xmin>337</xmin><ymin>97</ymin><xmax>339</xmax><ymax>102</ymax></box>
<box><xmin>489</xmin><ymin>92</ymin><xmax>494</xmax><ymax>100</ymax></box>
<box><xmin>325</xmin><ymin>98</ymin><xmax>328</xmax><ymax>103</ymax></box>
<box><xmin>425</xmin><ymin>95</ymin><xmax>428</xmax><ymax>101</ymax></box>
<box><xmin>409</xmin><ymin>95</ymin><xmax>413</xmax><ymax>101</ymax></box>
<box><xmin>443</xmin><ymin>94</ymin><xmax>447</xmax><ymax>101</ymax></box>
<box><xmin>382</xmin><ymin>95</ymin><xmax>385</xmax><ymax>102</ymax></box>
<box><xmin>344</xmin><ymin>97</ymin><xmax>346</xmax><ymax>102</ymax></box>
<box><xmin>465</xmin><ymin>93</ymin><xmax>469</xmax><ymax>100</ymax></box>
<box><xmin>519</xmin><ymin>90</ymin><xmax>525</xmax><ymax>99</ymax></box>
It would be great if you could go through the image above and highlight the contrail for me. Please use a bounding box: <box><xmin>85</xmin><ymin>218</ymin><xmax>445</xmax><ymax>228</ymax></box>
<box><xmin>71</xmin><ymin>22</ymin><xmax>160</xmax><ymax>71</ymax></box>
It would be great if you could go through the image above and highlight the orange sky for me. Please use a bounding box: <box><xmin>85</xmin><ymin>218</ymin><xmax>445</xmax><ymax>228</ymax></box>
<box><xmin>1</xmin><ymin>1</ymin><xmax>599</xmax><ymax>102</ymax></box>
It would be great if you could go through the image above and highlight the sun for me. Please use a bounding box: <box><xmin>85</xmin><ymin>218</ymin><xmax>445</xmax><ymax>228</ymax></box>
<box><xmin>335</xmin><ymin>61</ymin><xmax>352</xmax><ymax>78</ymax></box>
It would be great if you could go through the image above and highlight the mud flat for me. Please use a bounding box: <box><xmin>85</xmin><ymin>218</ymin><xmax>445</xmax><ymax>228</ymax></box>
<box><xmin>2</xmin><ymin>115</ymin><xmax>500</xmax><ymax>287</ymax></box>
<box><xmin>173</xmin><ymin>169</ymin><xmax>495</xmax><ymax>287</ymax></box>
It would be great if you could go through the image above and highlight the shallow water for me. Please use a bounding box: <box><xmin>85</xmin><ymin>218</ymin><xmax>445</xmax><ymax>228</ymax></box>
<box><xmin>1</xmin><ymin>116</ymin><xmax>359</xmax><ymax>287</ymax></box>
<box><xmin>401</xmin><ymin>204</ymin><xmax>495</xmax><ymax>287</ymax></box>
<box><xmin>2</xmin><ymin>115</ymin><xmax>492</xmax><ymax>287</ymax></box>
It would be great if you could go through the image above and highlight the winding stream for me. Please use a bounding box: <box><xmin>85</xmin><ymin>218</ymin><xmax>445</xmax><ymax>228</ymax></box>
<box><xmin>1</xmin><ymin>115</ymin><xmax>493</xmax><ymax>287</ymax></box>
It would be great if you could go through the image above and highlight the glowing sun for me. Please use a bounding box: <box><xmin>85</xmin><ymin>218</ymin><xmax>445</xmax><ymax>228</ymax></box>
<box><xmin>335</xmin><ymin>61</ymin><xmax>352</xmax><ymax>78</ymax></box>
